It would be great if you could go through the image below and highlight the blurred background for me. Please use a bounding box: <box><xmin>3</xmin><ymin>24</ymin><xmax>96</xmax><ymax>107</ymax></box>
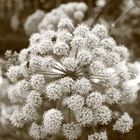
<box><xmin>0</xmin><ymin>0</ymin><xmax>140</xmax><ymax>140</ymax></box>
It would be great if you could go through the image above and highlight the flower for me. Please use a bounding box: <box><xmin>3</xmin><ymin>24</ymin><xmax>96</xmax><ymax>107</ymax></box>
<box><xmin>88</xmin><ymin>131</ymin><xmax>108</xmax><ymax>140</ymax></box>
<box><xmin>30</xmin><ymin>74</ymin><xmax>45</xmax><ymax>90</ymax></box>
<box><xmin>6</xmin><ymin>18</ymin><xmax>140</xmax><ymax>140</ymax></box>
<box><xmin>26</xmin><ymin>90</ymin><xmax>42</xmax><ymax>108</ymax></box>
<box><xmin>45</xmin><ymin>82</ymin><xmax>62</xmax><ymax>100</ymax></box>
<box><xmin>75</xmin><ymin>107</ymin><xmax>93</xmax><ymax>126</ymax></box>
<box><xmin>94</xmin><ymin>106</ymin><xmax>112</xmax><ymax>125</ymax></box>
<box><xmin>73</xmin><ymin>78</ymin><xmax>92</xmax><ymax>96</ymax></box>
<box><xmin>10</xmin><ymin>110</ymin><xmax>25</xmax><ymax>128</ymax></box>
<box><xmin>92</xmin><ymin>24</ymin><xmax>108</xmax><ymax>40</ymax></box>
<box><xmin>67</xmin><ymin>94</ymin><xmax>84</xmax><ymax>111</ymax></box>
<box><xmin>62</xmin><ymin>57</ymin><xmax>79</xmax><ymax>72</ymax></box>
<box><xmin>24</xmin><ymin>10</ymin><xmax>45</xmax><ymax>35</ymax></box>
<box><xmin>86</xmin><ymin>92</ymin><xmax>103</xmax><ymax>109</ymax></box>
<box><xmin>7</xmin><ymin>66</ymin><xmax>22</xmax><ymax>82</ymax></box>
<box><xmin>29</xmin><ymin>122</ymin><xmax>47</xmax><ymax>140</ymax></box>
<box><xmin>22</xmin><ymin>104</ymin><xmax>38</xmax><ymax>121</ymax></box>
<box><xmin>43</xmin><ymin>109</ymin><xmax>63</xmax><ymax>134</ymax></box>
<box><xmin>113</xmin><ymin>112</ymin><xmax>133</xmax><ymax>133</ymax></box>
<box><xmin>105</xmin><ymin>88</ymin><xmax>121</xmax><ymax>104</ymax></box>
<box><xmin>62</xmin><ymin>122</ymin><xmax>81</xmax><ymax>140</ymax></box>
<box><xmin>59</xmin><ymin>77</ymin><xmax>74</xmax><ymax>93</ymax></box>
<box><xmin>54</xmin><ymin>41</ymin><xmax>70</xmax><ymax>56</ymax></box>
<box><xmin>77</xmin><ymin>49</ymin><xmax>92</xmax><ymax>66</ymax></box>
<box><xmin>74</xmin><ymin>24</ymin><xmax>90</xmax><ymax>37</ymax></box>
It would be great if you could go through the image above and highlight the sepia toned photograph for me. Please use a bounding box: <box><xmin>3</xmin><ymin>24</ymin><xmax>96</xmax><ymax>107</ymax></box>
<box><xmin>0</xmin><ymin>0</ymin><xmax>140</xmax><ymax>140</ymax></box>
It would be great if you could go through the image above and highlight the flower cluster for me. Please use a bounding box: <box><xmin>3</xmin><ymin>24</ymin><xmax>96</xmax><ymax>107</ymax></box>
<box><xmin>38</xmin><ymin>2</ymin><xmax>87</xmax><ymax>31</ymax></box>
<box><xmin>7</xmin><ymin>18</ymin><xmax>140</xmax><ymax>140</ymax></box>
<box><xmin>24</xmin><ymin>10</ymin><xmax>45</xmax><ymax>35</ymax></box>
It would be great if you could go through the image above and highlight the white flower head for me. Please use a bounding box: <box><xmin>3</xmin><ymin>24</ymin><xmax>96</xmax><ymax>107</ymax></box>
<box><xmin>45</xmin><ymin>82</ymin><xmax>62</xmax><ymax>100</ymax></box>
<box><xmin>105</xmin><ymin>88</ymin><xmax>121</xmax><ymax>104</ymax></box>
<box><xmin>10</xmin><ymin>110</ymin><xmax>25</xmax><ymax>128</ymax></box>
<box><xmin>59</xmin><ymin>77</ymin><xmax>75</xmax><ymax>93</ymax></box>
<box><xmin>73</xmin><ymin>78</ymin><xmax>92</xmax><ymax>96</ymax></box>
<box><xmin>75</xmin><ymin>107</ymin><xmax>93</xmax><ymax>126</ymax></box>
<box><xmin>88</xmin><ymin>131</ymin><xmax>108</xmax><ymax>140</ymax></box>
<box><xmin>62</xmin><ymin>122</ymin><xmax>81</xmax><ymax>140</ymax></box>
<box><xmin>7</xmin><ymin>66</ymin><xmax>22</xmax><ymax>82</ymax></box>
<box><xmin>29</xmin><ymin>123</ymin><xmax>47</xmax><ymax>140</ymax></box>
<box><xmin>26</xmin><ymin>90</ymin><xmax>42</xmax><ymax>108</ymax></box>
<box><xmin>94</xmin><ymin>106</ymin><xmax>112</xmax><ymax>125</ymax></box>
<box><xmin>58</xmin><ymin>18</ymin><xmax>74</xmax><ymax>32</ymax></box>
<box><xmin>30</xmin><ymin>74</ymin><xmax>45</xmax><ymax>90</ymax></box>
<box><xmin>43</xmin><ymin>109</ymin><xmax>63</xmax><ymax>134</ymax></box>
<box><xmin>77</xmin><ymin>49</ymin><xmax>92</xmax><ymax>66</ymax></box>
<box><xmin>74</xmin><ymin>24</ymin><xmax>90</xmax><ymax>37</ymax></box>
<box><xmin>67</xmin><ymin>94</ymin><xmax>84</xmax><ymax>111</ymax></box>
<box><xmin>74</xmin><ymin>11</ymin><xmax>84</xmax><ymax>22</ymax></box>
<box><xmin>54</xmin><ymin>41</ymin><xmax>70</xmax><ymax>56</ymax></box>
<box><xmin>92</xmin><ymin>24</ymin><xmax>108</xmax><ymax>40</ymax></box>
<box><xmin>113</xmin><ymin>112</ymin><xmax>133</xmax><ymax>134</ymax></box>
<box><xmin>22</xmin><ymin>104</ymin><xmax>38</xmax><ymax>121</ymax></box>
<box><xmin>62</xmin><ymin>57</ymin><xmax>79</xmax><ymax>72</ymax></box>
<box><xmin>86</xmin><ymin>92</ymin><xmax>103</xmax><ymax>109</ymax></box>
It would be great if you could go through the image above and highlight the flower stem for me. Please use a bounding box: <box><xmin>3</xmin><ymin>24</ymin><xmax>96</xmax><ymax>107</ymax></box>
<box><xmin>109</xmin><ymin>4</ymin><xmax>137</xmax><ymax>32</ymax></box>
<box><xmin>56</xmin><ymin>93</ymin><xmax>64</xmax><ymax>109</ymax></box>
